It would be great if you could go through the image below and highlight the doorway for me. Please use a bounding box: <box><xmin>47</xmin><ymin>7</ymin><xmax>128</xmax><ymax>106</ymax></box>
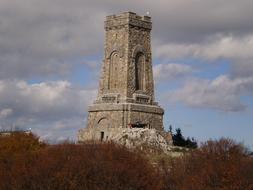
<box><xmin>100</xmin><ymin>131</ymin><xmax>104</xmax><ymax>141</ymax></box>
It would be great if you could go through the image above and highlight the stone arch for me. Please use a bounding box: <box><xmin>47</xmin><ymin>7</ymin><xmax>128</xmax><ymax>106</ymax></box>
<box><xmin>106</xmin><ymin>46</ymin><xmax>124</xmax><ymax>59</ymax></box>
<box><xmin>135</xmin><ymin>52</ymin><xmax>145</xmax><ymax>91</ymax></box>
<box><xmin>132</xmin><ymin>45</ymin><xmax>146</xmax><ymax>58</ymax></box>
<box><xmin>132</xmin><ymin>45</ymin><xmax>146</xmax><ymax>91</ymax></box>
<box><xmin>108</xmin><ymin>51</ymin><xmax>120</xmax><ymax>89</ymax></box>
<box><xmin>97</xmin><ymin>117</ymin><xmax>110</xmax><ymax>128</ymax></box>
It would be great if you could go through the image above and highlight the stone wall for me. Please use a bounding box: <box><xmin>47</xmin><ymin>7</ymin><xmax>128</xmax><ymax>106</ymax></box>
<box><xmin>78</xmin><ymin>12</ymin><xmax>166</xmax><ymax>143</ymax></box>
<box><xmin>86</xmin><ymin>103</ymin><xmax>164</xmax><ymax>130</ymax></box>
<box><xmin>98</xmin><ymin>12</ymin><xmax>154</xmax><ymax>104</ymax></box>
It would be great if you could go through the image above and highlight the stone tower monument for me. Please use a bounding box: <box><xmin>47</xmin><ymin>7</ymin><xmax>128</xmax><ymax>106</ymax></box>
<box><xmin>78</xmin><ymin>12</ymin><xmax>167</xmax><ymax>143</ymax></box>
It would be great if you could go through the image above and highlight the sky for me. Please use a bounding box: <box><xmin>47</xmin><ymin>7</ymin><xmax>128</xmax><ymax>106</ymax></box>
<box><xmin>0</xmin><ymin>0</ymin><xmax>253</xmax><ymax>149</ymax></box>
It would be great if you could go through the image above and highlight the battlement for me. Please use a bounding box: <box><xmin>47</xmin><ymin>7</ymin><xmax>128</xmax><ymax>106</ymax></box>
<box><xmin>105</xmin><ymin>12</ymin><xmax>152</xmax><ymax>30</ymax></box>
<box><xmin>106</xmin><ymin>12</ymin><xmax>151</xmax><ymax>22</ymax></box>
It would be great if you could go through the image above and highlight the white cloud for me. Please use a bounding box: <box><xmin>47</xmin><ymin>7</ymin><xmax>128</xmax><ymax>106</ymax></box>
<box><xmin>153</xmin><ymin>63</ymin><xmax>193</xmax><ymax>81</ymax></box>
<box><xmin>154</xmin><ymin>34</ymin><xmax>253</xmax><ymax>85</ymax></box>
<box><xmin>0</xmin><ymin>80</ymin><xmax>96</xmax><ymax>140</ymax></box>
<box><xmin>166</xmin><ymin>75</ymin><xmax>253</xmax><ymax>112</ymax></box>
<box><xmin>155</xmin><ymin>34</ymin><xmax>253</xmax><ymax>112</ymax></box>
<box><xmin>0</xmin><ymin>80</ymin><xmax>95</xmax><ymax>117</ymax></box>
<box><xmin>154</xmin><ymin>34</ymin><xmax>253</xmax><ymax>61</ymax></box>
<box><xmin>35</xmin><ymin>117</ymin><xmax>86</xmax><ymax>142</ymax></box>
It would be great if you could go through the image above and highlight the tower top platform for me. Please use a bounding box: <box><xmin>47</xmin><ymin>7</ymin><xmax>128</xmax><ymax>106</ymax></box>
<box><xmin>105</xmin><ymin>12</ymin><xmax>152</xmax><ymax>31</ymax></box>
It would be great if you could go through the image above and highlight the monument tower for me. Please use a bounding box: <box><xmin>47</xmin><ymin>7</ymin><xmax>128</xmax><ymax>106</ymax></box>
<box><xmin>78</xmin><ymin>12</ymin><xmax>165</xmax><ymax>141</ymax></box>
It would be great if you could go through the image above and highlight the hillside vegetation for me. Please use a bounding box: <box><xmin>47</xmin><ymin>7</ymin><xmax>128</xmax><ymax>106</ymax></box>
<box><xmin>0</xmin><ymin>132</ymin><xmax>252</xmax><ymax>190</ymax></box>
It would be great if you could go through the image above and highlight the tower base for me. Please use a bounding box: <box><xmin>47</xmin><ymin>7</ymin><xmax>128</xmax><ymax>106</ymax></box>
<box><xmin>85</xmin><ymin>103</ymin><xmax>164</xmax><ymax>131</ymax></box>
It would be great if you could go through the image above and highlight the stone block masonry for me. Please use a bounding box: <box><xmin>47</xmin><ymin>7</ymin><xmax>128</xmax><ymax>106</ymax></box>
<box><xmin>78</xmin><ymin>12</ymin><xmax>170</xmax><ymax>145</ymax></box>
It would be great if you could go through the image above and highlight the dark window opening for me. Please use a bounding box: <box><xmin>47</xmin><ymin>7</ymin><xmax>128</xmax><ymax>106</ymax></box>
<box><xmin>100</xmin><ymin>131</ymin><xmax>104</xmax><ymax>141</ymax></box>
<box><xmin>131</xmin><ymin>122</ymin><xmax>147</xmax><ymax>128</ymax></box>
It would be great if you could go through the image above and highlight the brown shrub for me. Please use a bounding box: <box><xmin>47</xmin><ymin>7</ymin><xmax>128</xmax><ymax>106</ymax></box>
<box><xmin>1</xmin><ymin>133</ymin><xmax>253</xmax><ymax>190</ymax></box>
<box><xmin>26</xmin><ymin>142</ymin><xmax>161</xmax><ymax>190</ymax></box>
<box><xmin>160</xmin><ymin>138</ymin><xmax>253</xmax><ymax>190</ymax></box>
<box><xmin>0</xmin><ymin>133</ymin><xmax>161</xmax><ymax>190</ymax></box>
<box><xmin>0</xmin><ymin>132</ymin><xmax>45</xmax><ymax>188</ymax></box>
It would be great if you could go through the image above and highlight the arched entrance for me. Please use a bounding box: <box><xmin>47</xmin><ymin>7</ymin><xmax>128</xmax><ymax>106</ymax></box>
<box><xmin>135</xmin><ymin>52</ymin><xmax>145</xmax><ymax>91</ymax></box>
<box><xmin>97</xmin><ymin>117</ymin><xmax>110</xmax><ymax>141</ymax></box>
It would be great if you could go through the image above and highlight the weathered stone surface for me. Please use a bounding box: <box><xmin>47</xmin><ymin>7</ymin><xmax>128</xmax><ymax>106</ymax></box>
<box><xmin>77</xmin><ymin>12</ymin><xmax>171</xmax><ymax>150</ymax></box>
<box><xmin>78</xmin><ymin>127</ymin><xmax>173</xmax><ymax>153</ymax></box>
<box><xmin>86</xmin><ymin>103</ymin><xmax>163</xmax><ymax>130</ymax></box>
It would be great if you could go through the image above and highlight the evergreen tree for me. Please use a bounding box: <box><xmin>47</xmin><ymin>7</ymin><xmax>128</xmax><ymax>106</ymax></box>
<box><xmin>173</xmin><ymin>128</ymin><xmax>185</xmax><ymax>146</ymax></box>
<box><xmin>172</xmin><ymin>128</ymin><xmax>197</xmax><ymax>148</ymax></box>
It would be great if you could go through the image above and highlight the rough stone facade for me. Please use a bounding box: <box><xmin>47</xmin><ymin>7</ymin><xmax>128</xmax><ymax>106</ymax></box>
<box><xmin>78</xmin><ymin>127</ymin><xmax>173</xmax><ymax>153</ymax></box>
<box><xmin>78</xmin><ymin>12</ymin><xmax>169</xmax><ymax>144</ymax></box>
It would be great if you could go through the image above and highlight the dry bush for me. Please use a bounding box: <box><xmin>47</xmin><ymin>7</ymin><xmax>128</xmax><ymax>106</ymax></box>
<box><xmin>0</xmin><ymin>132</ymin><xmax>45</xmax><ymax>189</ymax></box>
<box><xmin>160</xmin><ymin>138</ymin><xmax>253</xmax><ymax>190</ymax></box>
<box><xmin>1</xmin><ymin>133</ymin><xmax>253</xmax><ymax>190</ymax></box>
<box><xmin>26</xmin><ymin>142</ymin><xmax>161</xmax><ymax>190</ymax></box>
<box><xmin>0</xmin><ymin>133</ymin><xmax>161</xmax><ymax>190</ymax></box>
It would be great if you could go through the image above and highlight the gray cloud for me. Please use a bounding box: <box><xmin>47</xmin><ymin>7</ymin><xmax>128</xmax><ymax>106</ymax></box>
<box><xmin>149</xmin><ymin>0</ymin><xmax>253</xmax><ymax>44</ymax></box>
<box><xmin>0</xmin><ymin>80</ymin><xmax>94</xmax><ymax>119</ymax></box>
<box><xmin>0</xmin><ymin>108</ymin><xmax>13</xmax><ymax>119</ymax></box>
<box><xmin>166</xmin><ymin>75</ymin><xmax>253</xmax><ymax>112</ymax></box>
<box><xmin>1</xmin><ymin>0</ymin><xmax>253</xmax><ymax>140</ymax></box>
<box><xmin>0</xmin><ymin>0</ymin><xmax>106</xmax><ymax>79</ymax></box>
<box><xmin>154</xmin><ymin>34</ymin><xmax>253</xmax><ymax>61</ymax></box>
<box><xmin>231</xmin><ymin>60</ymin><xmax>253</xmax><ymax>79</ymax></box>
<box><xmin>153</xmin><ymin>63</ymin><xmax>193</xmax><ymax>81</ymax></box>
<box><xmin>0</xmin><ymin>79</ymin><xmax>96</xmax><ymax>140</ymax></box>
<box><xmin>154</xmin><ymin>33</ymin><xmax>253</xmax><ymax>112</ymax></box>
<box><xmin>1</xmin><ymin>0</ymin><xmax>253</xmax><ymax>79</ymax></box>
<box><xmin>34</xmin><ymin>118</ymin><xmax>86</xmax><ymax>142</ymax></box>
